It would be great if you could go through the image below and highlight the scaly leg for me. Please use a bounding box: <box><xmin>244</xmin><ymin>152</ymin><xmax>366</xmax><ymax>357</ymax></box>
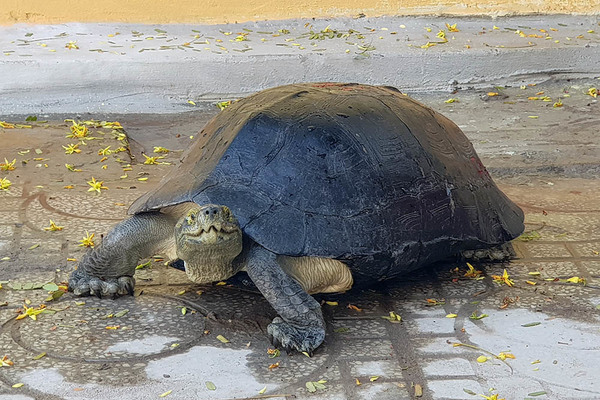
<box><xmin>69</xmin><ymin>212</ymin><xmax>177</xmax><ymax>298</ymax></box>
<box><xmin>245</xmin><ymin>245</ymin><xmax>325</xmax><ymax>354</ymax></box>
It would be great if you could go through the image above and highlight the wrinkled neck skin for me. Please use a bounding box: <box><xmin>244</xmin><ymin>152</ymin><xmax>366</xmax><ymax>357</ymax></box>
<box><xmin>181</xmin><ymin>242</ymin><xmax>246</xmax><ymax>283</ymax></box>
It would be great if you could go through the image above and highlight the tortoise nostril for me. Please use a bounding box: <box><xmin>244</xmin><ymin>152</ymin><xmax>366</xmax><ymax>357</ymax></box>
<box><xmin>212</xmin><ymin>210</ymin><xmax>218</xmax><ymax>215</ymax></box>
<box><xmin>205</xmin><ymin>210</ymin><xmax>210</xmax><ymax>215</ymax></box>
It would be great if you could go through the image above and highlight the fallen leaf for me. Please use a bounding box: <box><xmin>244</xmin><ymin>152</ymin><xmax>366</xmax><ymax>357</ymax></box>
<box><xmin>258</xmin><ymin>386</ymin><xmax>267</xmax><ymax>394</ymax></box>
<box><xmin>528</xmin><ymin>391</ymin><xmax>548</xmax><ymax>397</ymax></box>
<box><xmin>159</xmin><ymin>390</ymin><xmax>172</xmax><ymax>397</ymax></box>
<box><xmin>414</xmin><ymin>383</ymin><xmax>423</xmax><ymax>397</ymax></box>
<box><xmin>477</xmin><ymin>355</ymin><xmax>489</xmax><ymax>363</ymax></box>
<box><xmin>216</xmin><ymin>334</ymin><xmax>230</xmax><ymax>343</ymax></box>
<box><xmin>206</xmin><ymin>381</ymin><xmax>216</xmax><ymax>390</ymax></box>
<box><xmin>446</xmin><ymin>313</ymin><xmax>458</xmax><ymax>318</ymax></box>
<box><xmin>12</xmin><ymin>383</ymin><xmax>24</xmax><ymax>388</ymax></box>
<box><xmin>522</xmin><ymin>322</ymin><xmax>541</xmax><ymax>327</ymax></box>
<box><xmin>469</xmin><ymin>311</ymin><xmax>488</xmax><ymax>320</ymax></box>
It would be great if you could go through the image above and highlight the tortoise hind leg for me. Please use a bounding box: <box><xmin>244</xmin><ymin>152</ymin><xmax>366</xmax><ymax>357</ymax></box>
<box><xmin>461</xmin><ymin>242</ymin><xmax>516</xmax><ymax>262</ymax></box>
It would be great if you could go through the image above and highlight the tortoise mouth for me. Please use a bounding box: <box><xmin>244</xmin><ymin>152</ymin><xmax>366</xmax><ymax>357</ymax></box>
<box><xmin>184</xmin><ymin>222</ymin><xmax>240</xmax><ymax>238</ymax></box>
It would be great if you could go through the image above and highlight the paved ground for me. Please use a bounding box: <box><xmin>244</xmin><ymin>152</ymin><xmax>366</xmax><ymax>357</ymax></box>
<box><xmin>0</xmin><ymin>76</ymin><xmax>599</xmax><ymax>400</ymax></box>
<box><xmin>1</xmin><ymin>15</ymin><xmax>599</xmax><ymax>115</ymax></box>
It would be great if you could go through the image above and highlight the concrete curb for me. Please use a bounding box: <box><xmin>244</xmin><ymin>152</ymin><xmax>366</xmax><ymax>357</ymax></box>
<box><xmin>1</xmin><ymin>15</ymin><xmax>599</xmax><ymax>114</ymax></box>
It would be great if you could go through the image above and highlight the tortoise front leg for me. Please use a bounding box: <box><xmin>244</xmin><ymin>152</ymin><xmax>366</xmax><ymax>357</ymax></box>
<box><xmin>69</xmin><ymin>212</ymin><xmax>177</xmax><ymax>298</ymax></box>
<box><xmin>245</xmin><ymin>245</ymin><xmax>325</xmax><ymax>354</ymax></box>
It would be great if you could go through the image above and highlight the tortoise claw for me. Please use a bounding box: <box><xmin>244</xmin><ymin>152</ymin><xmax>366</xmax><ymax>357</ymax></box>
<box><xmin>267</xmin><ymin>317</ymin><xmax>324</xmax><ymax>355</ymax></box>
<box><xmin>69</xmin><ymin>268</ymin><xmax>135</xmax><ymax>299</ymax></box>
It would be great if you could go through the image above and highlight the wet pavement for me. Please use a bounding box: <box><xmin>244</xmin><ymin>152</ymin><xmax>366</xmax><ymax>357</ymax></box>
<box><xmin>1</xmin><ymin>80</ymin><xmax>600</xmax><ymax>400</ymax></box>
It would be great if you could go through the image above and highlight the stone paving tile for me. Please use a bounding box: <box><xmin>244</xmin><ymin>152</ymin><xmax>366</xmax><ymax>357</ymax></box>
<box><xmin>353</xmin><ymin>382</ymin><xmax>411</xmax><ymax>400</ymax></box>
<box><xmin>426</xmin><ymin>379</ymin><xmax>484</xmax><ymax>399</ymax></box>
<box><xmin>421</xmin><ymin>358</ymin><xmax>475</xmax><ymax>377</ymax></box>
<box><xmin>521</xmin><ymin>242</ymin><xmax>574</xmax><ymax>258</ymax></box>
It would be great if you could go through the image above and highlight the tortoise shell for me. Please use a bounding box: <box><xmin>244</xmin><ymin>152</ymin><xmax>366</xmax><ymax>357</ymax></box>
<box><xmin>129</xmin><ymin>83</ymin><xmax>524</xmax><ymax>279</ymax></box>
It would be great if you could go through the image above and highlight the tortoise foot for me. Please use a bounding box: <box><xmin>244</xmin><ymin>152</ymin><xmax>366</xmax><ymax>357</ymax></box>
<box><xmin>68</xmin><ymin>268</ymin><xmax>135</xmax><ymax>298</ymax></box>
<box><xmin>462</xmin><ymin>242</ymin><xmax>516</xmax><ymax>262</ymax></box>
<box><xmin>267</xmin><ymin>317</ymin><xmax>325</xmax><ymax>355</ymax></box>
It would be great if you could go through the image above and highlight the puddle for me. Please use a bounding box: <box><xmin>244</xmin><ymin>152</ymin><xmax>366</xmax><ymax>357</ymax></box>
<box><xmin>105</xmin><ymin>335</ymin><xmax>180</xmax><ymax>355</ymax></box>
<box><xmin>20</xmin><ymin>347</ymin><xmax>275</xmax><ymax>399</ymax></box>
<box><xmin>464</xmin><ymin>308</ymin><xmax>600</xmax><ymax>398</ymax></box>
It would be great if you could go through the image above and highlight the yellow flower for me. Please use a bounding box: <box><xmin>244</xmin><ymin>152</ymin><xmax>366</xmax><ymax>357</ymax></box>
<box><xmin>446</xmin><ymin>23</ymin><xmax>460</xmax><ymax>32</ymax></box>
<box><xmin>16</xmin><ymin>304</ymin><xmax>47</xmax><ymax>320</ymax></box>
<box><xmin>43</xmin><ymin>220</ymin><xmax>64</xmax><ymax>231</ymax></box>
<box><xmin>97</xmin><ymin>146</ymin><xmax>112</xmax><ymax>156</ymax></box>
<box><xmin>491</xmin><ymin>269</ymin><xmax>514</xmax><ymax>286</ymax></box>
<box><xmin>0</xmin><ymin>177</ymin><xmax>11</xmax><ymax>190</ymax></box>
<box><xmin>153</xmin><ymin>146</ymin><xmax>170</xmax><ymax>153</ymax></box>
<box><xmin>62</xmin><ymin>144</ymin><xmax>81</xmax><ymax>154</ymax></box>
<box><xmin>216</xmin><ymin>100</ymin><xmax>232</xmax><ymax>110</ymax></box>
<box><xmin>479</xmin><ymin>394</ymin><xmax>505</xmax><ymax>400</ymax></box>
<box><xmin>496</xmin><ymin>352</ymin><xmax>516</xmax><ymax>360</ymax></box>
<box><xmin>0</xmin><ymin>158</ymin><xmax>16</xmax><ymax>171</ymax></box>
<box><xmin>65</xmin><ymin>41</ymin><xmax>79</xmax><ymax>50</ymax></box>
<box><xmin>87</xmin><ymin>177</ymin><xmax>108</xmax><ymax>194</ymax></box>
<box><xmin>66</xmin><ymin>121</ymin><xmax>88</xmax><ymax>138</ymax></box>
<box><xmin>464</xmin><ymin>262</ymin><xmax>483</xmax><ymax>278</ymax></box>
<box><xmin>143</xmin><ymin>154</ymin><xmax>165</xmax><ymax>165</ymax></box>
<box><xmin>78</xmin><ymin>231</ymin><xmax>95</xmax><ymax>247</ymax></box>
<box><xmin>65</xmin><ymin>164</ymin><xmax>82</xmax><ymax>172</ymax></box>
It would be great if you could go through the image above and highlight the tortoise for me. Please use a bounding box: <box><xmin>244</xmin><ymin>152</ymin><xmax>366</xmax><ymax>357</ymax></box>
<box><xmin>69</xmin><ymin>82</ymin><xmax>524</xmax><ymax>353</ymax></box>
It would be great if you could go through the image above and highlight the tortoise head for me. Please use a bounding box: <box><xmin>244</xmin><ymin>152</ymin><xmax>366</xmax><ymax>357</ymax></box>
<box><xmin>175</xmin><ymin>204</ymin><xmax>243</xmax><ymax>283</ymax></box>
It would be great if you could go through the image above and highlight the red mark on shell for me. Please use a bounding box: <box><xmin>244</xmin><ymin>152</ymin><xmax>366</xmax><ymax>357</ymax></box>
<box><xmin>470</xmin><ymin>157</ymin><xmax>490</xmax><ymax>177</ymax></box>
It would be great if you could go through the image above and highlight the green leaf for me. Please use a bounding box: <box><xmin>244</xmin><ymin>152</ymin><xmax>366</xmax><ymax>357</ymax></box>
<box><xmin>528</xmin><ymin>391</ymin><xmax>548</xmax><ymax>396</ymax></box>
<box><xmin>313</xmin><ymin>382</ymin><xmax>326</xmax><ymax>389</ymax></box>
<box><xmin>469</xmin><ymin>312</ymin><xmax>489</xmax><ymax>320</ymax></box>
<box><xmin>181</xmin><ymin>307</ymin><xmax>187</xmax><ymax>315</ymax></box>
<box><xmin>205</xmin><ymin>381</ymin><xmax>216</xmax><ymax>390</ymax></box>
<box><xmin>463</xmin><ymin>388</ymin><xmax>477</xmax><ymax>395</ymax></box>
<box><xmin>43</xmin><ymin>283</ymin><xmax>59</xmax><ymax>291</ymax></box>
<box><xmin>8</xmin><ymin>282</ymin><xmax>22</xmax><ymax>290</ymax></box>
<box><xmin>518</xmin><ymin>231</ymin><xmax>541</xmax><ymax>241</ymax></box>
<box><xmin>25</xmin><ymin>115</ymin><xmax>37</xmax><ymax>121</ymax></box>
<box><xmin>136</xmin><ymin>260</ymin><xmax>151</xmax><ymax>270</ymax></box>
<box><xmin>33</xmin><ymin>352</ymin><xmax>47</xmax><ymax>360</ymax></box>
<box><xmin>216</xmin><ymin>335</ymin><xmax>230</xmax><ymax>343</ymax></box>
<box><xmin>334</xmin><ymin>327</ymin><xmax>350</xmax><ymax>333</ymax></box>
<box><xmin>155</xmin><ymin>29</ymin><xmax>167</xmax><ymax>34</ymax></box>
<box><xmin>258</xmin><ymin>386</ymin><xmax>267</xmax><ymax>394</ymax></box>
<box><xmin>522</xmin><ymin>322</ymin><xmax>541</xmax><ymax>327</ymax></box>
<box><xmin>114</xmin><ymin>309</ymin><xmax>129</xmax><ymax>317</ymax></box>
<box><xmin>305</xmin><ymin>381</ymin><xmax>316</xmax><ymax>393</ymax></box>
<box><xmin>159</xmin><ymin>390</ymin><xmax>172</xmax><ymax>397</ymax></box>
<box><xmin>45</xmin><ymin>290</ymin><xmax>64</xmax><ymax>302</ymax></box>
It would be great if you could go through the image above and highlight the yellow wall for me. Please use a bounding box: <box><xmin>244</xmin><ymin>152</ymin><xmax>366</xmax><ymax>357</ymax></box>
<box><xmin>2</xmin><ymin>0</ymin><xmax>599</xmax><ymax>25</ymax></box>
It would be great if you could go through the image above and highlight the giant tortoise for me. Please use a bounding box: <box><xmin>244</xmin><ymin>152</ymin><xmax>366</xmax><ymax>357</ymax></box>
<box><xmin>69</xmin><ymin>83</ymin><xmax>524</xmax><ymax>353</ymax></box>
